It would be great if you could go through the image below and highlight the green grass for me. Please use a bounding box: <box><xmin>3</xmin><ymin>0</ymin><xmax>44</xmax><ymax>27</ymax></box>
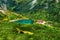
<box><xmin>0</xmin><ymin>11</ymin><xmax>60</xmax><ymax>40</ymax></box>
<box><xmin>0</xmin><ymin>22</ymin><xmax>60</xmax><ymax>40</ymax></box>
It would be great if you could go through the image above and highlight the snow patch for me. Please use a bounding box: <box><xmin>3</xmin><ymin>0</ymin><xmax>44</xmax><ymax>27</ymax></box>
<box><xmin>30</xmin><ymin>0</ymin><xmax>37</xmax><ymax>9</ymax></box>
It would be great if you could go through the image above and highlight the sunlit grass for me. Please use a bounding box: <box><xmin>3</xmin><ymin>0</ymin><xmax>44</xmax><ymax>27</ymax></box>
<box><xmin>0</xmin><ymin>22</ymin><xmax>60</xmax><ymax>40</ymax></box>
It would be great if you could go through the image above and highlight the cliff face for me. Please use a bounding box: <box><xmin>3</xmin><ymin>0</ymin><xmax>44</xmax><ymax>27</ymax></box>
<box><xmin>0</xmin><ymin>0</ymin><xmax>45</xmax><ymax>12</ymax></box>
<box><xmin>0</xmin><ymin>0</ymin><xmax>60</xmax><ymax>12</ymax></box>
